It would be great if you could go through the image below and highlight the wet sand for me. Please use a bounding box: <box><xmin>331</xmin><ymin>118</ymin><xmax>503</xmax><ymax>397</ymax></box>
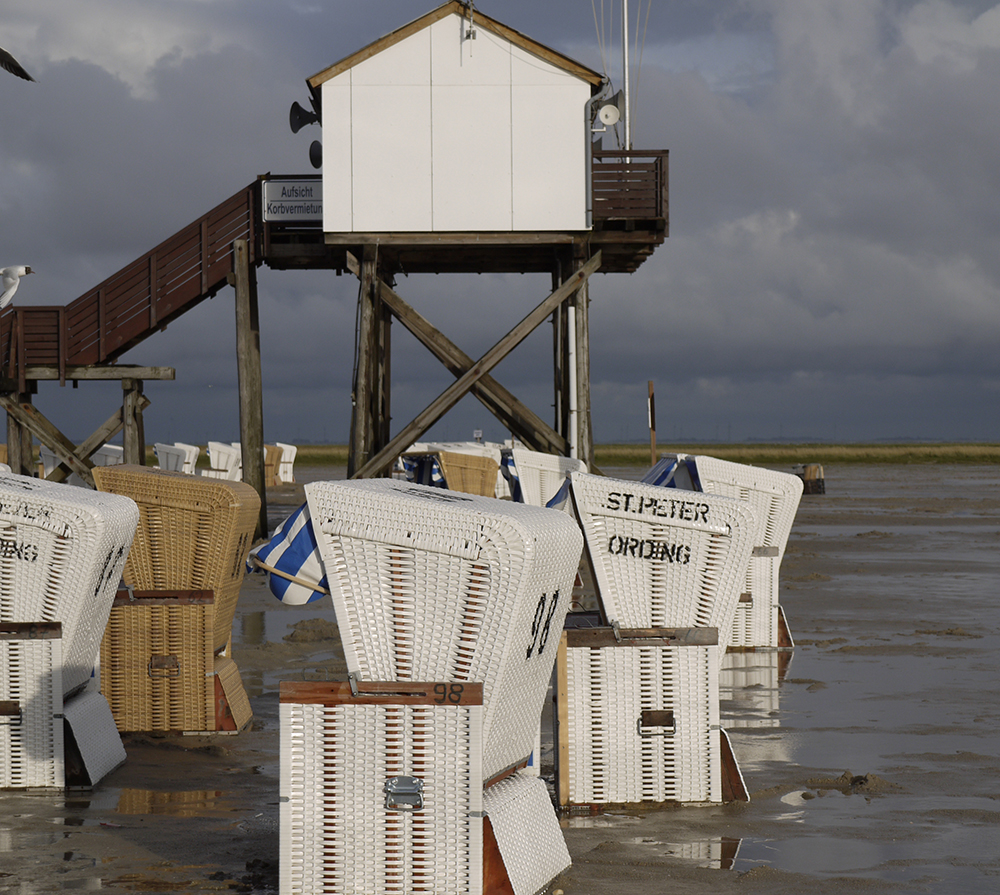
<box><xmin>3</xmin><ymin>464</ymin><xmax>999</xmax><ymax>893</ymax></box>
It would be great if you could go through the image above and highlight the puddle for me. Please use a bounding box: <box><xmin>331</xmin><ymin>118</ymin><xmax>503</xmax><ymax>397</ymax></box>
<box><xmin>627</xmin><ymin>835</ymin><xmax>742</xmax><ymax>869</ymax></box>
<box><xmin>114</xmin><ymin>788</ymin><xmax>231</xmax><ymax>818</ymax></box>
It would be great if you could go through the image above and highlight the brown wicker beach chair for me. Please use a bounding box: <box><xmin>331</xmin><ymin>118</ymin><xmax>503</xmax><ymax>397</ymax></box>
<box><xmin>93</xmin><ymin>465</ymin><xmax>259</xmax><ymax>733</ymax></box>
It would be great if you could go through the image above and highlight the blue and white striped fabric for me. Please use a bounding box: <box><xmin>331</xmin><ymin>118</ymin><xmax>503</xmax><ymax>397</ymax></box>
<box><xmin>246</xmin><ymin>502</ymin><xmax>329</xmax><ymax>605</ymax></box>
<box><xmin>544</xmin><ymin>476</ymin><xmax>572</xmax><ymax>513</ymax></box>
<box><xmin>499</xmin><ymin>450</ymin><xmax>523</xmax><ymax>502</ymax></box>
<box><xmin>641</xmin><ymin>455</ymin><xmax>702</xmax><ymax>491</ymax></box>
<box><xmin>400</xmin><ymin>453</ymin><xmax>447</xmax><ymax>488</ymax></box>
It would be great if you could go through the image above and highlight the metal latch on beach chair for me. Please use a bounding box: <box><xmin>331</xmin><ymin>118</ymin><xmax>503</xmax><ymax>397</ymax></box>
<box><xmin>0</xmin><ymin>700</ymin><xmax>21</xmax><ymax>724</ymax></box>
<box><xmin>637</xmin><ymin>709</ymin><xmax>675</xmax><ymax>737</ymax></box>
<box><xmin>384</xmin><ymin>775</ymin><xmax>424</xmax><ymax>811</ymax></box>
<box><xmin>148</xmin><ymin>655</ymin><xmax>180</xmax><ymax>679</ymax></box>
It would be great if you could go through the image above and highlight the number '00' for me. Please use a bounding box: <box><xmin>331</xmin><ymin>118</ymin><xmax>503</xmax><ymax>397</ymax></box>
<box><xmin>526</xmin><ymin>591</ymin><xmax>559</xmax><ymax>660</ymax></box>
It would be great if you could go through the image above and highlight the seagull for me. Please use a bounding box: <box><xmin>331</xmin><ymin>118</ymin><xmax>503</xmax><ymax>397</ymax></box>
<box><xmin>0</xmin><ymin>47</ymin><xmax>33</xmax><ymax>82</ymax></box>
<box><xmin>1</xmin><ymin>266</ymin><xmax>33</xmax><ymax>310</ymax></box>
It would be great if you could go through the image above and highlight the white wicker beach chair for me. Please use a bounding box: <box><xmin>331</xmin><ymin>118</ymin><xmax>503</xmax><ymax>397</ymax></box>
<box><xmin>305</xmin><ymin>479</ymin><xmax>583</xmax><ymax>784</ymax></box>
<box><xmin>1</xmin><ymin>623</ymin><xmax>64</xmax><ymax>788</ymax></box>
<box><xmin>502</xmin><ymin>448</ymin><xmax>587</xmax><ymax>507</ymax></box>
<box><xmin>202</xmin><ymin>441</ymin><xmax>241</xmax><ymax>480</ymax></box>
<box><xmin>153</xmin><ymin>443</ymin><xmax>187</xmax><ymax>472</ymax></box>
<box><xmin>646</xmin><ymin>455</ymin><xmax>802</xmax><ymax>648</ymax></box>
<box><xmin>275</xmin><ymin>442</ymin><xmax>297</xmax><ymax>484</ymax></box>
<box><xmin>92</xmin><ymin>444</ymin><xmax>124</xmax><ymax>467</ymax></box>
<box><xmin>568</xmin><ymin>472</ymin><xmax>756</xmax><ymax>638</ymax></box>
<box><xmin>174</xmin><ymin>443</ymin><xmax>200</xmax><ymax>475</ymax></box>
<box><xmin>39</xmin><ymin>445</ymin><xmax>86</xmax><ymax>486</ymax></box>
<box><xmin>0</xmin><ymin>472</ymin><xmax>138</xmax><ymax>787</ymax></box>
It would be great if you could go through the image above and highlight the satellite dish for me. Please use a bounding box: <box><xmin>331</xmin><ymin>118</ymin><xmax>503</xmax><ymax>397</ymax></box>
<box><xmin>598</xmin><ymin>103</ymin><xmax>620</xmax><ymax>126</ymax></box>
<box><xmin>309</xmin><ymin>140</ymin><xmax>323</xmax><ymax>169</ymax></box>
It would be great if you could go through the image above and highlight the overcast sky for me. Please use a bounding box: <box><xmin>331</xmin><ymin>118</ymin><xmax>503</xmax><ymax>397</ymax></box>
<box><xmin>2</xmin><ymin>0</ymin><xmax>999</xmax><ymax>448</ymax></box>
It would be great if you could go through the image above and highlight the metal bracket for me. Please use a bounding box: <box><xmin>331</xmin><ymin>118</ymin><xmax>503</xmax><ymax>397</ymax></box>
<box><xmin>637</xmin><ymin>709</ymin><xmax>675</xmax><ymax>737</ymax></box>
<box><xmin>148</xmin><ymin>655</ymin><xmax>180</xmax><ymax>679</ymax></box>
<box><xmin>348</xmin><ymin>672</ymin><xmax>359</xmax><ymax>698</ymax></box>
<box><xmin>384</xmin><ymin>776</ymin><xmax>424</xmax><ymax>812</ymax></box>
<box><xmin>611</xmin><ymin>618</ymin><xmax>622</xmax><ymax>643</ymax></box>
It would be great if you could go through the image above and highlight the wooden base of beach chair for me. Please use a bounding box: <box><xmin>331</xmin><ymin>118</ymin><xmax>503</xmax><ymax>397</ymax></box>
<box><xmin>101</xmin><ymin>589</ymin><xmax>252</xmax><ymax>734</ymax></box>
<box><xmin>556</xmin><ymin>626</ymin><xmax>748</xmax><ymax>806</ymax></box>
<box><xmin>280</xmin><ymin>680</ymin><xmax>569</xmax><ymax>895</ymax></box>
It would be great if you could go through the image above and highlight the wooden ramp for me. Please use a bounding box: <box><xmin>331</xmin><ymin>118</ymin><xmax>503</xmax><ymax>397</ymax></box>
<box><xmin>0</xmin><ymin>182</ymin><xmax>259</xmax><ymax>393</ymax></box>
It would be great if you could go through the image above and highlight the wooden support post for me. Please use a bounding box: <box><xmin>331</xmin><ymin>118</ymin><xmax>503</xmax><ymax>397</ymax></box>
<box><xmin>377</xmin><ymin>295</ymin><xmax>392</xmax><ymax>453</ymax></box>
<box><xmin>233</xmin><ymin>238</ymin><xmax>268</xmax><ymax>539</ymax></box>
<box><xmin>573</xmin><ymin>244</ymin><xmax>594</xmax><ymax>470</ymax></box>
<box><xmin>349</xmin><ymin>245</ymin><xmax>379</xmax><ymax>478</ymax></box>
<box><xmin>354</xmin><ymin>252</ymin><xmax>601</xmax><ymax>479</ymax></box>
<box><xmin>4</xmin><ymin>391</ymin><xmax>34</xmax><ymax>476</ymax></box>
<box><xmin>122</xmin><ymin>378</ymin><xmax>146</xmax><ymax>465</ymax></box>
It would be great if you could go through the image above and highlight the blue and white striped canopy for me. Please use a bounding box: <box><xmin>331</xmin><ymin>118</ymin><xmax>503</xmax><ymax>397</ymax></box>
<box><xmin>246</xmin><ymin>502</ymin><xmax>329</xmax><ymax>605</ymax></box>
<box><xmin>641</xmin><ymin>455</ymin><xmax>702</xmax><ymax>491</ymax></box>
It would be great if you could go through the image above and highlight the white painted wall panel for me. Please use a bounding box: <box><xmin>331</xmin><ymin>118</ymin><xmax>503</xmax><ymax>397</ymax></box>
<box><xmin>430</xmin><ymin>16</ymin><xmax>510</xmax><ymax>87</ymax></box>
<box><xmin>510</xmin><ymin>43</ymin><xmax>581</xmax><ymax>87</ymax></box>
<box><xmin>432</xmin><ymin>86</ymin><xmax>512</xmax><ymax>231</ymax></box>
<box><xmin>351</xmin><ymin>28</ymin><xmax>431</xmax><ymax>86</ymax></box>
<box><xmin>511</xmin><ymin>84</ymin><xmax>589</xmax><ymax>230</ymax></box>
<box><xmin>320</xmin><ymin>80</ymin><xmax>353</xmax><ymax>232</ymax></box>
<box><xmin>321</xmin><ymin>11</ymin><xmax>591</xmax><ymax>233</ymax></box>
<box><xmin>351</xmin><ymin>85</ymin><xmax>433</xmax><ymax>232</ymax></box>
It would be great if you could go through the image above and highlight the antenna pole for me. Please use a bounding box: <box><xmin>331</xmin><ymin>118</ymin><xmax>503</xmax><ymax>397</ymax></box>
<box><xmin>622</xmin><ymin>0</ymin><xmax>631</xmax><ymax>150</ymax></box>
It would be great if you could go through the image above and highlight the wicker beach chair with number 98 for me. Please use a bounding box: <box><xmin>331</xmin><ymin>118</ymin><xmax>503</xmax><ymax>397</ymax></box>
<box><xmin>280</xmin><ymin>478</ymin><xmax>583</xmax><ymax>895</ymax></box>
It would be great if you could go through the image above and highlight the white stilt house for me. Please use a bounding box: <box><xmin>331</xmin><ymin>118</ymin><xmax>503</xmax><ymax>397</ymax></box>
<box><xmin>280</xmin><ymin>1</ymin><xmax>668</xmax><ymax>477</ymax></box>
<box><xmin>309</xmin><ymin>2</ymin><xmax>599</xmax><ymax>234</ymax></box>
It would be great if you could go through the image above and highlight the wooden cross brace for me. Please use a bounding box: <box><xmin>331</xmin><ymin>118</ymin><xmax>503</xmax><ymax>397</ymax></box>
<box><xmin>347</xmin><ymin>250</ymin><xmax>601</xmax><ymax>479</ymax></box>
<box><xmin>0</xmin><ymin>394</ymin><xmax>150</xmax><ymax>488</ymax></box>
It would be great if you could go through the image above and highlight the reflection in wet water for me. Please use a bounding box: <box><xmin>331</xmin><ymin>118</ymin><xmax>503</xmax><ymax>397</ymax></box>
<box><xmin>115</xmin><ymin>788</ymin><xmax>227</xmax><ymax>817</ymax></box>
<box><xmin>629</xmin><ymin>835</ymin><xmax>743</xmax><ymax>870</ymax></box>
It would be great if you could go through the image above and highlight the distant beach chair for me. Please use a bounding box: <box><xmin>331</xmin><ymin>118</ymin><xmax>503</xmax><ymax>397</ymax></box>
<box><xmin>92</xmin><ymin>444</ymin><xmax>124</xmax><ymax>467</ymax></box>
<box><xmin>174</xmin><ymin>443</ymin><xmax>200</xmax><ymax>475</ymax></box>
<box><xmin>275</xmin><ymin>442</ymin><xmax>297</xmax><ymax>483</ymax></box>
<box><xmin>643</xmin><ymin>454</ymin><xmax>802</xmax><ymax>649</ymax></box>
<box><xmin>153</xmin><ymin>443</ymin><xmax>187</xmax><ymax>472</ymax></box>
<box><xmin>202</xmin><ymin>441</ymin><xmax>241</xmax><ymax>480</ymax></box>
<box><xmin>264</xmin><ymin>444</ymin><xmax>283</xmax><ymax>487</ymax></box>
<box><xmin>501</xmin><ymin>448</ymin><xmax>587</xmax><ymax>506</ymax></box>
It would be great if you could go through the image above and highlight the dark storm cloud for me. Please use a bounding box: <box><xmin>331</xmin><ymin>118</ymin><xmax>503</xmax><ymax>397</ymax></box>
<box><xmin>3</xmin><ymin>0</ymin><xmax>1000</xmax><ymax>445</ymax></box>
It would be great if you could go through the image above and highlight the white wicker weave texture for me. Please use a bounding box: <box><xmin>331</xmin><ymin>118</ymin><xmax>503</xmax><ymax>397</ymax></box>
<box><xmin>483</xmin><ymin>771</ymin><xmax>571</xmax><ymax>895</ymax></box>
<box><xmin>0</xmin><ymin>473</ymin><xmax>139</xmax><ymax>696</ymax></box>
<box><xmin>0</xmin><ymin>634</ymin><xmax>64</xmax><ymax>788</ymax></box>
<box><xmin>305</xmin><ymin>480</ymin><xmax>583</xmax><ymax>782</ymax></box>
<box><xmin>569</xmin><ymin>472</ymin><xmax>756</xmax><ymax>636</ymax></box>
<box><xmin>508</xmin><ymin>449</ymin><xmax>587</xmax><ymax>507</ymax></box>
<box><xmin>565</xmin><ymin>642</ymin><xmax>722</xmax><ymax>804</ymax></box>
<box><xmin>685</xmin><ymin>456</ymin><xmax>803</xmax><ymax>648</ymax></box>
<box><xmin>280</xmin><ymin>700</ymin><xmax>484</xmax><ymax>895</ymax></box>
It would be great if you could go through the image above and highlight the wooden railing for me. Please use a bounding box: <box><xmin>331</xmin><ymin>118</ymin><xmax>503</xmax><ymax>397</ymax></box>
<box><xmin>592</xmin><ymin>149</ymin><xmax>668</xmax><ymax>222</ymax></box>
<box><xmin>1</xmin><ymin>181</ymin><xmax>259</xmax><ymax>391</ymax></box>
